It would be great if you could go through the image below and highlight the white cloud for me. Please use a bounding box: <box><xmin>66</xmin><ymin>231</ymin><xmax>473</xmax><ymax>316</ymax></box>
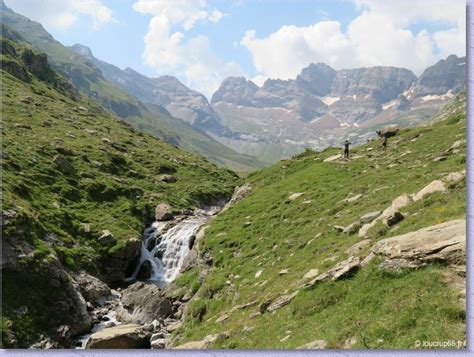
<box><xmin>5</xmin><ymin>0</ymin><xmax>116</xmax><ymax>31</ymax></box>
<box><xmin>133</xmin><ymin>0</ymin><xmax>240</xmax><ymax>97</ymax></box>
<box><xmin>241</xmin><ymin>0</ymin><xmax>465</xmax><ymax>82</ymax></box>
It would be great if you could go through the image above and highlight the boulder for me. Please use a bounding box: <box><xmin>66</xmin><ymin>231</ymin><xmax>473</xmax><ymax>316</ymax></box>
<box><xmin>433</xmin><ymin>156</ymin><xmax>448</xmax><ymax>162</ymax></box>
<box><xmin>443</xmin><ymin>171</ymin><xmax>465</xmax><ymax>186</ymax></box>
<box><xmin>155</xmin><ymin>203</ymin><xmax>173</xmax><ymax>221</ymax></box>
<box><xmin>413</xmin><ymin>180</ymin><xmax>447</xmax><ymax>201</ymax></box>
<box><xmin>297</xmin><ymin>339</ymin><xmax>327</xmax><ymax>349</ymax></box>
<box><xmin>302</xmin><ymin>269</ymin><xmax>320</xmax><ymax>281</ymax></box>
<box><xmin>343</xmin><ymin>193</ymin><xmax>363</xmax><ymax>203</ymax></box>
<box><xmin>371</xmin><ymin>219</ymin><xmax>465</xmax><ymax>270</ymax></box>
<box><xmin>86</xmin><ymin>324</ymin><xmax>151</xmax><ymax>349</ymax></box>
<box><xmin>376</xmin><ymin>127</ymin><xmax>399</xmax><ymax>138</ymax></box>
<box><xmin>150</xmin><ymin>335</ymin><xmax>167</xmax><ymax>349</ymax></box>
<box><xmin>159</xmin><ymin>175</ymin><xmax>177</xmax><ymax>183</ymax></box>
<box><xmin>115</xmin><ymin>282</ymin><xmax>173</xmax><ymax>324</ymax></box>
<box><xmin>345</xmin><ymin>239</ymin><xmax>372</xmax><ymax>255</ymax></box>
<box><xmin>279</xmin><ymin>269</ymin><xmax>289</xmax><ymax>275</ymax></box>
<box><xmin>343</xmin><ymin>221</ymin><xmax>361</xmax><ymax>235</ymax></box>
<box><xmin>384</xmin><ymin>211</ymin><xmax>404</xmax><ymax>227</ymax></box>
<box><xmin>98</xmin><ymin>230</ymin><xmax>116</xmax><ymax>246</ymax></box>
<box><xmin>446</xmin><ymin>139</ymin><xmax>465</xmax><ymax>152</ymax></box>
<box><xmin>266</xmin><ymin>291</ymin><xmax>299</xmax><ymax>312</ymax></box>
<box><xmin>324</xmin><ymin>154</ymin><xmax>342</xmax><ymax>162</ymax></box>
<box><xmin>359</xmin><ymin>194</ymin><xmax>412</xmax><ymax>237</ymax></box>
<box><xmin>359</xmin><ymin>211</ymin><xmax>381</xmax><ymax>224</ymax></box>
<box><xmin>74</xmin><ymin>272</ymin><xmax>111</xmax><ymax>305</ymax></box>
<box><xmin>333</xmin><ymin>225</ymin><xmax>345</xmax><ymax>233</ymax></box>
<box><xmin>52</xmin><ymin>155</ymin><xmax>76</xmax><ymax>175</ymax></box>
<box><xmin>172</xmin><ymin>334</ymin><xmax>227</xmax><ymax>349</ymax></box>
<box><xmin>305</xmin><ymin>256</ymin><xmax>361</xmax><ymax>287</ymax></box>
<box><xmin>223</xmin><ymin>183</ymin><xmax>253</xmax><ymax>210</ymax></box>
<box><xmin>288</xmin><ymin>192</ymin><xmax>304</xmax><ymax>201</ymax></box>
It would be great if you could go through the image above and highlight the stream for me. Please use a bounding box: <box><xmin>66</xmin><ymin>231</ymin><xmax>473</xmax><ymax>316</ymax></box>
<box><xmin>75</xmin><ymin>206</ymin><xmax>219</xmax><ymax>349</ymax></box>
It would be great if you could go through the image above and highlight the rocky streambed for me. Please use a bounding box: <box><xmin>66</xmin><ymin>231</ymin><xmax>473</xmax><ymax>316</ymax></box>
<box><xmin>73</xmin><ymin>203</ymin><xmax>225</xmax><ymax>349</ymax></box>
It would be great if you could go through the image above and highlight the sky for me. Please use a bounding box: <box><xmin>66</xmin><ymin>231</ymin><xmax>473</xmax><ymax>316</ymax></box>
<box><xmin>5</xmin><ymin>0</ymin><xmax>466</xmax><ymax>98</ymax></box>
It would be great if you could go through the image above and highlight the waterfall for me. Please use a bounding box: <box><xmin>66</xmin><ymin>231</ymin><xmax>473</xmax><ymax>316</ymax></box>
<box><xmin>127</xmin><ymin>213</ymin><xmax>209</xmax><ymax>287</ymax></box>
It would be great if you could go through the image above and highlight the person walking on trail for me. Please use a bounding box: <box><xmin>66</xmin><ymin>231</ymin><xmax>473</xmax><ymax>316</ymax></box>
<box><xmin>343</xmin><ymin>140</ymin><xmax>351</xmax><ymax>159</ymax></box>
<box><xmin>382</xmin><ymin>136</ymin><xmax>387</xmax><ymax>152</ymax></box>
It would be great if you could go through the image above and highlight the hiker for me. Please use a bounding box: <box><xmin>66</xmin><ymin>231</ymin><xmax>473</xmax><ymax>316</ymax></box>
<box><xmin>343</xmin><ymin>140</ymin><xmax>351</xmax><ymax>159</ymax></box>
<box><xmin>382</xmin><ymin>135</ymin><xmax>387</xmax><ymax>152</ymax></box>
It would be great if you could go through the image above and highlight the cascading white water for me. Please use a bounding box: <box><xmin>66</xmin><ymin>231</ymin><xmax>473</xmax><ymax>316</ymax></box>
<box><xmin>128</xmin><ymin>214</ymin><xmax>209</xmax><ymax>287</ymax></box>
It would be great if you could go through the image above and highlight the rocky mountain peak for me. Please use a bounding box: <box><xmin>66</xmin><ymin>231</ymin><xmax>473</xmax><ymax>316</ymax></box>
<box><xmin>71</xmin><ymin>44</ymin><xmax>94</xmax><ymax>60</ymax></box>
<box><xmin>210</xmin><ymin>76</ymin><xmax>259</xmax><ymax>106</ymax></box>
<box><xmin>412</xmin><ymin>54</ymin><xmax>466</xmax><ymax>97</ymax></box>
<box><xmin>295</xmin><ymin>62</ymin><xmax>337</xmax><ymax>96</ymax></box>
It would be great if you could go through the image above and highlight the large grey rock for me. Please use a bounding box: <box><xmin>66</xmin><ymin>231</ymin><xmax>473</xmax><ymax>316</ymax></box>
<box><xmin>115</xmin><ymin>282</ymin><xmax>173</xmax><ymax>324</ymax></box>
<box><xmin>86</xmin><ymin>324</ymin><xmax>151</xmax><ymax>349</ymax></box>
<box><xmin>371</xmin><ymin>219</ymin><xmax>466</xmax><ymax>269</ymax></box>
<box><xmin>266</xmin><ymin>291</ymin><xmax>299</xmax><ymax>312</ymax></box>
<box><xmin>305</xmin><ymin>256</ymin><xmax>361</xmax><ymax>287</ymax></box>
<box><xmin>360</xmin><ymin>211</ymin><xmax>381</xmax><ymax>224</ymax></box>
<box><xmin>412</xmin><ymin>180</ymin><xmax>447</xmax><ymax>201</ymax></box>
<box><xmin>75</xmin><ymin>272</ymin><xmax>111</xmax><ymax>305</ymax></box>
<box><xmin>155</xmin><ymin>203</ymin><xmax>173</xmax><ymax>221</ymax></box>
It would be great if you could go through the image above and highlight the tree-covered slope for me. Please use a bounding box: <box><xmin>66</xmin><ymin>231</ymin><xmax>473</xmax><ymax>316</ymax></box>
<box><xmin>170</xmin><ymin>97</ymin><xmax>466</xmax><ymax>349</ymax></box>
<box><xmin>1</xmin><ymin>35</ymin><xmax>238</xmax><ymax>348</ymax></box>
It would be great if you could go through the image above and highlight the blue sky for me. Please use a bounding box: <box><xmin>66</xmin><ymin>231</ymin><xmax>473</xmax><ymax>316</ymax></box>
<box><xmin>5</xmin><ymin>0</ymin><xmax>466</xmax><ymax>98</ymax></box>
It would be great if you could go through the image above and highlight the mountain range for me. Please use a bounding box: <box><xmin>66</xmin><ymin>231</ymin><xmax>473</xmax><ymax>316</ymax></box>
<box><xmin>71</xmin><ymin>43</ymin><xmax>465</xmax><ymax>164</ymax></box>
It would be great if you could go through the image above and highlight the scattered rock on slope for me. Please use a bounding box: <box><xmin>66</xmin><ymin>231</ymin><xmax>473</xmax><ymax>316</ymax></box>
<box><xmin>297</xmin><ymin>339</ymin><xmax>327</xmax><ymax>349</ymax></box>
<box><xmin>370</xmin><ymin>219</ymin><xmax>465</xmax><ymax>270</ymax></box>
<box><xmin>412</xmin><ymin>180</ymin><xmax>447</xmax><ymax>201</ymax></box>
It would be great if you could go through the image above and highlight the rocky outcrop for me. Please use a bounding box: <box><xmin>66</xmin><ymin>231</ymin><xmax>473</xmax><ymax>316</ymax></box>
<box><xmin>223</xmin><ymin>183</ymin><xmax>253</xmax><ymax>210</ymax></box>
<box><xmin>115</xmin><ymin>282</ymin><xmax>173</xmax><ymax>324</ymax></box>
<box><xmin>370</xmin><ymin>219</ymin><xmax>465</xmax><ymax>270</ymax></box>
<box><xmin>86</xmin><ymin>324</ymin><xmax>151</xmax><ymax>349</ymax></box>
<box><xmin>98</xmin><ymin>238</ymin><xmax>141</xmax><ymax>284</ymax></box>
<box><xmin>74</xmin><ymin>272</ymin><xmax>111</xmax><ymax>306</ymax></box>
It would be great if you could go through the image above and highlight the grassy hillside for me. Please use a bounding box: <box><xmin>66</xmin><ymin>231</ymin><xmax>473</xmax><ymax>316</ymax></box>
<box><xmin>1</xmin><ymin>36</ymin><xmax>238</xmax><ymax>347</ymax></box>
<box><xmin>0</xmin><ymin>5</ymin><xmax>263</xmax><ymax>172</ymax></box>
<box><xmin>171</xmin><ymin>99</ymin><xmax>466</xmax><ymax>349</ymax></box>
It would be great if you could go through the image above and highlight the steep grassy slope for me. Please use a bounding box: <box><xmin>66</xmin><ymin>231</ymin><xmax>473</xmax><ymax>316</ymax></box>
<box><xmin>1</xmin><ymin>37</ymin><xmax>238</xmax><ymax>347</ymax></box>
<box><xmin>0</xmin><ymin>5</ymin><xmax>263</xmax><ymax>172</ymax></box>
<box><xmin>172</xmin><ymin>100</ymin><xmax>466</xmax><ymax>349</ymax></box>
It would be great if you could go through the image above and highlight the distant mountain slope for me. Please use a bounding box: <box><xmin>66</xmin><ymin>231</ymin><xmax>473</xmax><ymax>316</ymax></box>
<box><xmin>210</xmin><ymin>57</ymin><xmax>465</xmax><ymax>160</ymax></box>
<box><xmin>0</xmin><ymin>3</ymin><xmax>263</xmax><ymax>171</ymax></box>
<box><xmin>170</xmin><ymin>95</ymin><xmax>466</xmax><ymax>349</ymax></box>
<box><xmin>1</xmin><ymin>32</ymin><xmax>238</xmax><ymax>348</ymax></box>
